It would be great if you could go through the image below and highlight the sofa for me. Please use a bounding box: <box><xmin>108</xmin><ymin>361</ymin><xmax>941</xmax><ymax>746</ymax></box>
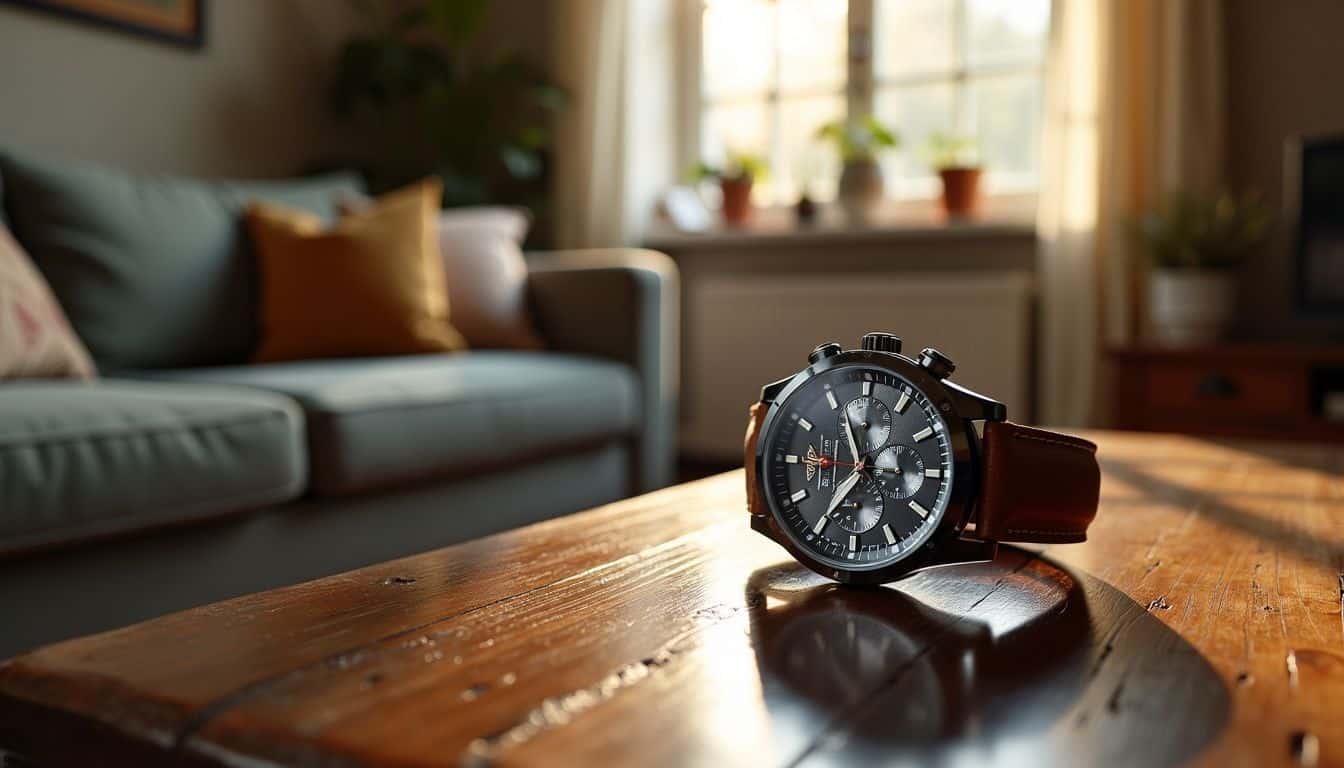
<box><xmin>0</xmin><ymin>150</ymin><xmax>678</xmax><ymax>659</ymax></box>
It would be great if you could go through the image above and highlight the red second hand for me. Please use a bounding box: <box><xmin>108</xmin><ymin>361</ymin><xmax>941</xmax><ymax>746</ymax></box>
<box><xmin>817</xmin><ymin>456</ymin><xmax>860</xmax><ymax>468</ymax></box>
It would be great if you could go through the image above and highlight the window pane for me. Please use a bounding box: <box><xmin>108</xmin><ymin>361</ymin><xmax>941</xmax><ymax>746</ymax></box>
<box><xmin>777</xmin><ymin>94</ymin><xmax>847</xmax><ymax>204</ymax></box>
<box><xmin>703</xmin><ymin>0</ymin><xmax>775</xmax><ymax>100</ymax></box>
<box><xmin>875</xmin><ymin>83</ymin><xmax>955</xmax><ymax>197</ymax></box>
<box><xmin>873</xmin><ymin>0</ymin><xmax>956</xmax><ymax>80</ymax></box>
<box><xmin>702</xmin><ymin>99</ymin><xmax>771</xmax><ymax>200</ymax></box>
<box><xmin>778</xmin><ymin>0</ymin><xmax>848</xmax><ymax>95</ymax></box>
<box><xmin>968</xmin><ymin>0</ymin><xmax>1050</xmax><ymax>68</ymax></box>
<box><xmin>969</xmin><ymin>73</ymin><xmax>1042</xmax><ymax>189</ymax></box>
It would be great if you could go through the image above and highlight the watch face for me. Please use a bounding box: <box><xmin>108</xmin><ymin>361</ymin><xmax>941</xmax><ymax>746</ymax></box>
<box><xmin>762</xmin><ymin>364</ymin><xmax>955</xmax><ymax>571</ymax></box>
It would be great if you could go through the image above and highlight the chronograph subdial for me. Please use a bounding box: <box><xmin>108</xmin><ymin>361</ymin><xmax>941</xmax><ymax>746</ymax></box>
<box><xmin>842</xmin><ymin>396</ymin><xmax>891</xmax><ymax>455</ymax></box>
<box><xmin>872</xmin><ymin>444</ymin><xmax>925</xmax><ymax>499</ymax></box>
<box><xmin>831</xmin><ymin>475</ymin><xmax>884</xmax><ymax>534</ymax></box>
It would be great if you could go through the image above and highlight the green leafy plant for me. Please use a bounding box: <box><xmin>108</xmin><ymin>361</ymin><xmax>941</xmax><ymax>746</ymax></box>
<box><xmin>924</xmin><ymin>133</ymin><xmax>980</xmax><ymax>170</ymax></box>
<box><xmin>815</xmin><ymin>116</ymin><xmax>900</xmax><ymax>163</ymax></box>
<box><xmin>1135</xmin><ymin>191</ymin><xmax>1272</xmax><ymax>270</ymax></box>
<box><xmin>332</xmin><ymin>0</ymin><xmax>567</xmax><ymax>206</ymax></box>
<box><xmin>690</xmin><ymin>150</ymin><xmax>769</xmax><ymax>183</ymax></box>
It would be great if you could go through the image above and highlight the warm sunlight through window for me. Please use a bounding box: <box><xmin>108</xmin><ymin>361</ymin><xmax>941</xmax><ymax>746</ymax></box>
<box><xmin>696</xmin><ymin>0</ymin><xmax>1050</xmax><ymax>205</ymax></box>
<box><xmin>700</xmin><ymin>0</ymin><xmax>848</xmax><ymax>205</ymax></box>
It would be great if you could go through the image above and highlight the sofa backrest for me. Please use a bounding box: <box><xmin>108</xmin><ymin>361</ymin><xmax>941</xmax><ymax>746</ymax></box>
<box><xmin>0</xmin><ymin>150</ymin><xmax>364</xmax><ymax>370</ymax></box>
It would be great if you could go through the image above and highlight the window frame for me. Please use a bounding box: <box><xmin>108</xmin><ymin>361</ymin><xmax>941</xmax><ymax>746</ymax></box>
<box><xmin>680</xmin><ymin>0</ymin><xmax>1049</xmax><ymax>205</ymax></box>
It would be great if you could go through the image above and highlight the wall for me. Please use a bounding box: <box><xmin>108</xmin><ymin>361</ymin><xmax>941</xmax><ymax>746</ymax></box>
<box><xmin>0</xmin><ymin>1</ymin><xmax>361</xmax><ymax>177</ymax></box>
<box><xmin>1226</xmin><ymin>0</ymin><xmax>1344</xmax><ymax>340</ymax></box>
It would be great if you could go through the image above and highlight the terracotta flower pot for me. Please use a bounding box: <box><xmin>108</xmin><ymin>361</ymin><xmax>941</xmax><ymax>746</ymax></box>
<box><xmin>938</xmin><ymin>167</ymin><xmax>982</xmax><ymax>218</ymax></box>
<box><xmin>720</xmin><ymin>177</ymin><xmax>754</xmax><ymax>226</ymax></box>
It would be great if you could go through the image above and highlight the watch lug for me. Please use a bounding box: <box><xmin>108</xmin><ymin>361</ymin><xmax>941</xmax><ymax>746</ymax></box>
<box><xmin>944</xmin><ymin>379</ymin><xmax>1007</xmax><ymax>422</ymax></box>
<box><xmin>760</xmin><ymin>374</ymin><xmax>794</xmax><ymax>403</ymax></box>
<box><xmin>749</xmin><ymin>514</ymin><xmax>772</xmax><ymax>536</ymax></box>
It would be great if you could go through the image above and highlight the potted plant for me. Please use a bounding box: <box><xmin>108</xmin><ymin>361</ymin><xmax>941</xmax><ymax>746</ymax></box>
<box><xmin>1135</xmin><ymin>191</ymin><xmax>1271</xmax><ymax>345</ymax></box>
<box><xmin>926</xmin><ymin>133</ymin><xmax>983</xmax><ymax>218</ymax></box>
<box><xmin>330</xmin><ymin>0</ymin><xmax>567</xmax><ymax>210</ymax></box>
<box><xmin>816</xmin><ymin>116</ymin><xmax>900</xmax><ymax>221</ymax></box>
<box><xmin>693</xmin><ymin>151</ymin><xmax>768</xmax><ymax>226</ymax></box>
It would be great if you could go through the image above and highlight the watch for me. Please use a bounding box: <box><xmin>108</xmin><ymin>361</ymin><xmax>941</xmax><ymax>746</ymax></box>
<box><xmin>744</xmin><ymin>332</ymin><xmax>1101</xmax><ymax>585</ymax></box>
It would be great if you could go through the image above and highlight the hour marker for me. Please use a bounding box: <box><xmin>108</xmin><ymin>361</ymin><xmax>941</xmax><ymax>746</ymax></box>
<box><xmin>785</xmin><ymin>454</ymin><xmax>800</xmax><ymax>464</ymax></box>
<box><xmin>849</xmin><ymin>535</ymin><xmax>857</xmax><ymax>551</ymax></box>
<box><xmin>862</xmin><ymin>381</ymin><xmax>872</xmax><ymax>396</ymax></box>
<box><xmin>924</xmin><ymin>468</ymin><xmax>941</xmax><ymax>478</ymax></box>
<box><xmin>882</xmin><ymin>524</ymin><xmax>897</xmax><ymax>545</ymax></box>
<box><xmin>798</xmin><ymin>417</ymin><xmax>813</xmax><ymax>431</ymax></box>
<box><xmin>790</xmin><ymin>488</ymin><xmax>808</xmax><ymax>503</ymax></box>
<box><xmin>825</xmin><ymin>391</ymin><xmax>839</xmax><ymax>410</ymax></box>
<box><xmin>909</xmin><ymin>500</ymin><xmax>929</xmax><ymax>518</ymax></box>
<box><xmin>812</xmin><ymin>515</ymin><xmax>828</xmax><ymax>534</ymax></box>
<box><xmin>912</xmin><ymin>426</ymin><xmax>934</xmax><ymax>442</ymax></box>
<box><xmin>894</xmin><ymin>391</ymin><xmax>911</xmax><ymax>414</ymax></box>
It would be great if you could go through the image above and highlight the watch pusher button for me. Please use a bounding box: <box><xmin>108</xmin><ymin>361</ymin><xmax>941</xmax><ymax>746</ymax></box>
<box><xmin>860</xmin><ymin>332</ymin><xmax>903</xmax><ymax>354</ymax></box>
<box><xmin>808</xmin><ymin>342</ymin><xmax>844</xmax><ymax>364</ymax></box>
<box><xmin>918</xmin><ymin>347</ymin><xmax>956</xmax><ymax>379</ymax></box>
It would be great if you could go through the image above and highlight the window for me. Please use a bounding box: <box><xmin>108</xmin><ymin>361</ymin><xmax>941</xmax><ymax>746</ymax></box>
<box><xmin>692</xmin><ymin>0</ymin><xmax>1051</xmax><ymax>205</ymax></box>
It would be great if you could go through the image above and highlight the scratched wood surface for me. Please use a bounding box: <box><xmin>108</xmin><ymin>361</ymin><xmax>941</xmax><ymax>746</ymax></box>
<box><xmin>0</xmin><ymin>432</ymin><xmax>1340</xmax><ymax>767</ymax></box>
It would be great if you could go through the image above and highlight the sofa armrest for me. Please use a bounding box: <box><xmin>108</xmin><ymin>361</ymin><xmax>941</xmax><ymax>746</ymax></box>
<box><xmin>526</xmin><ymin>248</ymin><xmax>679</xmax><ymax>492</ymax></box>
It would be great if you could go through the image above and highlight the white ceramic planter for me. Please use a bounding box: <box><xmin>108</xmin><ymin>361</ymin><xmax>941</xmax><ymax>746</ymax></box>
<box><xmin>837</xmin><ymin>160</ymin><xmax>884</xmax><ymax>222</ymax></box>
<box><xmin>1148</xmin><ymin>269</ymin><xmax>1237</xmax><ymax>345</ymax></box>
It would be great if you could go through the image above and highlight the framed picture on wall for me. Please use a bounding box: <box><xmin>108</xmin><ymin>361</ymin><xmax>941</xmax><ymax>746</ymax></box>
<box><xmin>1</xmin><ymin>0</ymin><xmax>205</xmax><ymax>49</ymax></box>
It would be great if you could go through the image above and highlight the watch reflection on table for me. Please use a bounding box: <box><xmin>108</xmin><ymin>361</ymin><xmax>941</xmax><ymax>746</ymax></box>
<box><xmin>745</xmin><ymin>553</ymin><xmax>1229</xmax><ymax>766</ymax></box>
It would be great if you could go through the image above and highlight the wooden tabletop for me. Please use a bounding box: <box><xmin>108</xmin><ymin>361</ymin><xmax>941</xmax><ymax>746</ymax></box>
<box><xmin>1</xmin><ymin>431</ymin><xmax>1341</xmax><ymax>767</ymax></box>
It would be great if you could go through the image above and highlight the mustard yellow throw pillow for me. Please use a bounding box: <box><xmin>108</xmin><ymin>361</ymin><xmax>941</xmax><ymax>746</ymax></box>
<box><xmin>247</xmin><ymin>179</ymin><xmax>466</xmax><ymax>363</ymax></box>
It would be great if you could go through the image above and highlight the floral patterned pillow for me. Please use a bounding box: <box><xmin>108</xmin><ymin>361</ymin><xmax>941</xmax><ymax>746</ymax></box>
<box><xmin>0</xmin><ymin>225</ymin><xmax>95</xmax><ymax>379</ymax></box>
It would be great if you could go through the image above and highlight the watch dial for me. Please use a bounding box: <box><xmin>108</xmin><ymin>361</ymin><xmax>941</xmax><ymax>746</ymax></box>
<box><xmin>762</xmin><ymin>365</ymin><xmax>954</xmax><ymax>570</ymax></box>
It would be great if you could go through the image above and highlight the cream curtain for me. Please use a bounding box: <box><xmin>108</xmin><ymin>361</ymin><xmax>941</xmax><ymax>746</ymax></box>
<box><xmin>551</xmin><ymin>0</ymin><xmax>677</xmax><ymax>249</ymax></box>
<box><xmin>1036</xmin><ymin>0</ymin><xmax>1227</xmax><ymax>426</ymax></box>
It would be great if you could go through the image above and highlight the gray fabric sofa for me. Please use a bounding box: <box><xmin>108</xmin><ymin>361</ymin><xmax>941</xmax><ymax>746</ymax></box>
<box><xmin>0</xmin><ymin>150</ymin><xmax>678</xmax><ymax>659</ymax></box>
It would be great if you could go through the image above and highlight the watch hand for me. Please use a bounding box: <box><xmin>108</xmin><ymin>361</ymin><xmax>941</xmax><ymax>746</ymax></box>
<box><xmin>824</xmin><ymin>470</ymin><xmax>862</xmax><ymax>519</ymax></box>
<box><xmin>842</xmin><ymin>411</ymin><xmax>862</xmax><ymax>462</ymax></box>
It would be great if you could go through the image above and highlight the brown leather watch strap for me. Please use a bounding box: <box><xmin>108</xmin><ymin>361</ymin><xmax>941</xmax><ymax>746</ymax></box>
<box><xmin>977</xmin><ymin>421</ymin><xmax>1100</xmax><ymax>544</ymax></box>
<box><xmin>744</xmin><ymin>401</ymin><xmax>768</xmax><ymax>517</ymax></box>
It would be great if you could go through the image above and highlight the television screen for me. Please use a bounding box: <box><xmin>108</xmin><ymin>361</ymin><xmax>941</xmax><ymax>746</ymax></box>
<box><xmin>1296</xmin><ymin>135</ymin><xmax>1344</xmax><ymax>309</ymax></box>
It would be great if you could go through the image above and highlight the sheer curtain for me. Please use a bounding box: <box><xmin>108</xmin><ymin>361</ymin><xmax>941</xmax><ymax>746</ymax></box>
<box><xmin>550</xmin><ymin>0</ymin><xmax>677</xmax><ymax>249</ymax></box>
<box><xmin>1036</xmin><ymin>0</ymin><xmax>1226</xmax><ymax>426</ymax></box>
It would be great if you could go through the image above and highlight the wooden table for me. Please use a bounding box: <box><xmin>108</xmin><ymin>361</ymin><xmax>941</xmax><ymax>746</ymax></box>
<box><xmin>1</xmin><ymin>432</ymin><xmax>1341</xmax><ymax>767</ymax></box>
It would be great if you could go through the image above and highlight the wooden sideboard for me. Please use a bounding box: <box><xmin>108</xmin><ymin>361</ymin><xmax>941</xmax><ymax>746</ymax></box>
<box><xmin>1108</xmin><ymin>344</ymin><xmax>1344</xmax><ymax>443</ymax></box>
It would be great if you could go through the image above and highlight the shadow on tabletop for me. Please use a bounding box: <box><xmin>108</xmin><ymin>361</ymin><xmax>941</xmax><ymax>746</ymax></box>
<box><xmin>745</xmin><ymin>551</ymin><xmax>1229</xmax><ymax>767</ymax></box>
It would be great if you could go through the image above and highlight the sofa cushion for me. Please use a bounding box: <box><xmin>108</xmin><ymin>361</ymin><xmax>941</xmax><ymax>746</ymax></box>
<box><xmin>139</xmin><ymin>352</ymin><xmax>639</xmax><ymax>496</ymax></box>
<box><xmin>0</xmin><ymin>149</ymin><xmax>364</xmax><ymax>370</ymax></box>
<box><xmin>0</xmin><ymin>381</ymin><xmax>306</xmax><ymax>555</ymax></box>
<box><xmin>247</xmin><ymin>178</ymin><xmax>466</xmax><ymax>363</ymax></box>
<box><xmin>0</xmin><ymin>225</ymin><xmax>95</xmax><ymax>380</ymax></box>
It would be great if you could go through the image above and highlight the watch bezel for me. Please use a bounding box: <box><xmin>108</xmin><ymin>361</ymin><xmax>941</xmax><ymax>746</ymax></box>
<box><xmin>752</xmin><ymin>348</ymin><xmax>982</xmax><ymax>585</ymax></box>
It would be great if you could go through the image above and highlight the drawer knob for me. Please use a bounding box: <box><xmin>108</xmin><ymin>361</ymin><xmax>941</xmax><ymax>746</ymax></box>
<box><xmin>1197</xmin><ymin>373</ymin><xmax>1240</xmax><ymax>398</ymax></box>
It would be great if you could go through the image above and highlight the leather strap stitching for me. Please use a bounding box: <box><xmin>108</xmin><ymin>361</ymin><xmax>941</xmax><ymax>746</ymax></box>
<box><xmin>1008</xmin><ymin>430</ymin><xmax>1096</xmax><ymax>452</ymax></box>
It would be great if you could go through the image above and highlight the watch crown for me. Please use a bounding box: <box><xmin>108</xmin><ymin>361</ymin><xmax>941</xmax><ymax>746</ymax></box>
<box><xmin>918</xmin><ymin>347</ymin><xmax>956</xmax><ymax>379</ymax></box>
<box><xmin>808</xmin><ymin>342</ymin><xmax>843</xmax><ymax>364</ymax></box>
<box><xmin>860</xmin><ymin>332</ymin><xmax>902</xmax><ymax>354</ymax></box>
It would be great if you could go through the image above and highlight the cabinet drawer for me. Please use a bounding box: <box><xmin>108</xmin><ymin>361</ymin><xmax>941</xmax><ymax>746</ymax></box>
<box><xmin>1143</xmin><ymin>365</ymin><xmax>1304</xmax><ymax>417</ymax></box>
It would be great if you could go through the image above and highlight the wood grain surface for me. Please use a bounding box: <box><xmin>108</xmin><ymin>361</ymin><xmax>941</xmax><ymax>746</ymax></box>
<box><xmin>0</xmin><ymin>431</ymin><xmax>1341</xmax><ymax>767</ymax></box>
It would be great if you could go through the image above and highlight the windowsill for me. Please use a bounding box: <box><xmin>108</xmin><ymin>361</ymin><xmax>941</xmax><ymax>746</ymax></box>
<box><xmin>643</xmin><ymin>194</ymin><xmax>1038</xmax><ymax>251</ymax></box>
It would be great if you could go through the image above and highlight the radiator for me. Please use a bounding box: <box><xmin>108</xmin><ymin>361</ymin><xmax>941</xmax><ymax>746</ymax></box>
<box><xmin>681</xmin><ymin>271</ymin><xmax>1035</xmax><ymax>461</ymax></box>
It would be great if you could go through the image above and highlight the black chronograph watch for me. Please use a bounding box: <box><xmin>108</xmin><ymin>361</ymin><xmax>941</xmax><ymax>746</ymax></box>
<box><xmin>745</xmin><ymin>332</ymin><xmax>1101</xmax><ymax>585</ymax></box>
